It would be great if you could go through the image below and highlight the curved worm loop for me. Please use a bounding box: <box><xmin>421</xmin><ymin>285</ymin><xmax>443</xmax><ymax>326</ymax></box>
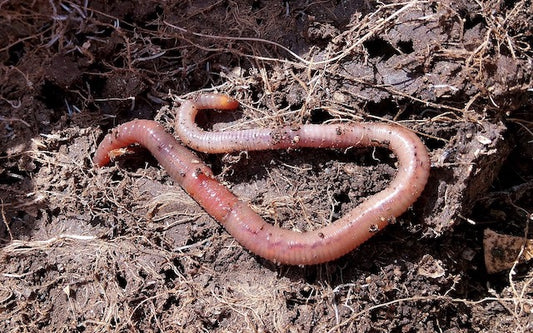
<box><xmin>95</xmin><ymin>93</ymin><xmax>430</xmax><ymax>265</ymax></box>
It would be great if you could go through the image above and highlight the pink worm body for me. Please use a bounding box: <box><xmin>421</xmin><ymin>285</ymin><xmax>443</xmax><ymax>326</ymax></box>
<box><xmin>94</xmin><ymin>94</ymin><xmax>430</xmax><ymax>265</ymax></box>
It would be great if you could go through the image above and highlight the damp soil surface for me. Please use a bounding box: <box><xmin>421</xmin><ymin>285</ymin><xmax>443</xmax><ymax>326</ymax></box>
<box><xmin>1</xmin><ymin>1</ymin><xmax>532</xmax><ymax>332</ymax></box>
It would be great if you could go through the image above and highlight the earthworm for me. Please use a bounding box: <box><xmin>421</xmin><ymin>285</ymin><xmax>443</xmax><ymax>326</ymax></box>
<box><xmin>94</xmin><ymin>94</ymin><xmax>430</xmax><ymax>265</ymax></box>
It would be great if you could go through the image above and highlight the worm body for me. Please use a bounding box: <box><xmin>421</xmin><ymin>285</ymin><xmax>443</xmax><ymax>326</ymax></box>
<box><xmin>94</xmin><ymin>94</ymin><xmax>430</xmax><ymax>265</ymax></box>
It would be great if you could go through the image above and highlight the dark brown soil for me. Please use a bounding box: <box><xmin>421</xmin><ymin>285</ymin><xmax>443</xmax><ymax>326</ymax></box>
<box><xmin>1</xmin><ymin>0</ymin><xmax>532</xmax><ymax>332</ymax></box>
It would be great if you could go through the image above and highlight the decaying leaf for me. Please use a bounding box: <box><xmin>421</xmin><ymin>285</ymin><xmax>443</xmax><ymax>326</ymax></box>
<box><xmin>484</xmin><ymin>229</ymin><xmax>533</xmax><ymax>274</ymax></box>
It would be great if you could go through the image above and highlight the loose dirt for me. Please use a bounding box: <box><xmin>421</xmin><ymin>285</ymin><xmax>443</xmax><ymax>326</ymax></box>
<box><xmin>1</xmin><ymin>0</ymin><xmax>532</xmax><ymax>332</ymax></box>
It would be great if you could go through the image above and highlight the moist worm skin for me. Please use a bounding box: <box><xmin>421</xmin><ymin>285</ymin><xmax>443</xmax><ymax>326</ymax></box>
<box><xmin>94</xmin><ymin>93</ymin><xmax>430</xmax><ymax>265</ymax></box>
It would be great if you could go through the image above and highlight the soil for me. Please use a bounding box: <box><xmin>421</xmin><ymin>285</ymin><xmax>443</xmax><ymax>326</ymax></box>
<box><xmin>1</xmin><ymin>0</ymin><xmax>532</xmax><ymax>332</ymax></box>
